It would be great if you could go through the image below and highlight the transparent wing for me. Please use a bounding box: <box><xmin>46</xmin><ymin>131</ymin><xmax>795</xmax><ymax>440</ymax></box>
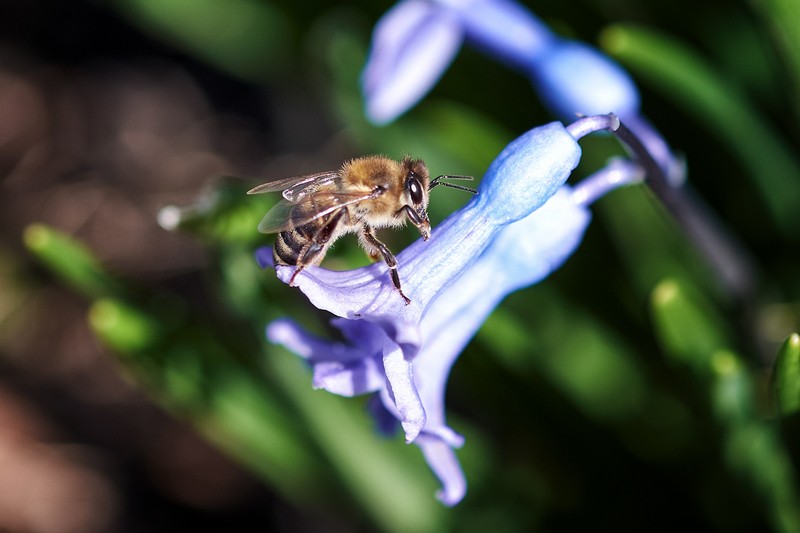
<box><xmin>247</xmin><ymin>170</ymin><xmax>340</xmax><ymax>202</ymax></box>
<box><xmin>256</xmin><ymin>189</ymin><xmax>384</xmax><ymax>234</ymax></box>
<box><xmin>257</xmin><ymin>199</ymin><xmax>303</xmax><ymax>233</ymax></box>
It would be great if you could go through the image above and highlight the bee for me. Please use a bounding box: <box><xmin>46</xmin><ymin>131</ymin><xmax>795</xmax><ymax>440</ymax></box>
<box><xmin>248</xmin><ymin>155</ymin><xmax>475</xmax><ymax>304</ymax></box>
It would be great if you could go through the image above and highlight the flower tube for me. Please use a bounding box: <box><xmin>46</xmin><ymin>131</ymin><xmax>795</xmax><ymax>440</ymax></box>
<box><xmin>259</xmin><ymin>116</ymin><xmax>643</xmax><ymax>504</ymax></box>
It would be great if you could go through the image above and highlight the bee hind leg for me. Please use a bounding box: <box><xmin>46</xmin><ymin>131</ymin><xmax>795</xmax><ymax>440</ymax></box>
<box><xmin>286</xmin><ymin>214</ymin><xmax>341</xmax><ymax>287</ymax></box>
<box><xmin>288</xmin><ymin>243</ymin><xmax>325</xmax><ymax>286</ymax></box>
<box><xmin>360</xmin><ymin>225</ymin><xmax>411</xmax><ymax>305</ymax></box>
<box><xmin>288</xmin><ymin>264</ymin><xmax>306</xmax><ymax>286</ymax></box>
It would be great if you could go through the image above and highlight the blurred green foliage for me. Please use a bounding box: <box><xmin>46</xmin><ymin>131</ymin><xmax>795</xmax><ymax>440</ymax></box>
<box><xmin>18</xmin><ymin>0</ymin><xmax>800</xmax><ymax>531</ymax></box>
<box><xmin>111</xmin><ymin>0</ymin><xmax>295</xmax><ymax>81</ymax></box>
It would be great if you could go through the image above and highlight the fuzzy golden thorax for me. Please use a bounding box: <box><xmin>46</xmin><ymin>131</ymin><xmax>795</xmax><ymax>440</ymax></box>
<box><xmin>339</xmin><ymin>156</ymin><xmax>431</xmax><ymax>231</ymax></box>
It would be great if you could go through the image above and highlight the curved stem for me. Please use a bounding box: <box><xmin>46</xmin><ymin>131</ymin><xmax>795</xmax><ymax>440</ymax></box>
<box><xmin>565</xmin><ymin>113</ymin><xmax>620</xmax><ymax>139</ymax></box>
<box><xmin>567</xmin><ymin>114</ymin><xmax>758</xmax><ymax>302</ymax></box>
<box><xmin>613</xmin><ymin>119</ymin><xmax>758</xmax><ymax>301</ymax></box>
<box><xmin>570</xmin><ymin>159</ymin><xmax>643</xmax><ymax>208</ymax></box>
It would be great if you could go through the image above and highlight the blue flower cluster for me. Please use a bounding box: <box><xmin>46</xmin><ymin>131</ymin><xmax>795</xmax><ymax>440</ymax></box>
<box><xmin>257</xmin><ymin>0</ymin><xmax>684</xmax><ymax>507</ymax></box>
<box><xmin>363</xmin><ymin>0</ymin><xmax>679</xmax><ymax>181</ymax></box>
<box><xmin>259</xmin><ymin>115</ymin><xmax>646</xmax><ymax>504</ymax></box>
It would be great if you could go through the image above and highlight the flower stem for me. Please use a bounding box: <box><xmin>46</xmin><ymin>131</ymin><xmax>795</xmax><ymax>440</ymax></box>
<box><xmin>568</xmin><ymin>114</ymin><xmax>757</xmax><ymax>303</ymax></box>
<box><xmin>569</xmin><ymin>159</ymin><xmax>643</xmax><ymax>208</ymax></box>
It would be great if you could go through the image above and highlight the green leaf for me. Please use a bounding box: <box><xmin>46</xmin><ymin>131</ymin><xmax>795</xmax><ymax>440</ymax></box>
<box><xmin>24</xmin><ymin>224</ymin><xmax>124</xmax><ymax>298</ymax></box>
<box><xmin>112</xmin><ymin>0</ymin><xmax>293</xmax><ymax>81</ymax></box>
<box><xmin>89</xmin><ymin>296</ymin><xmax>332</xmax><ymax>508</ymax></box>
<box><xmin>773</xmin><ymin>333</ymin><xmax>800</xmax><ymax>415</ymax></box>
<box><xmin>481</xmin><ymin>286</ymin><xmax>649</xmax><ymax>424</ymax></box>
<box><xmin>597</xmin><ymin>184</ymin><xmax>717</xmax><ymax>300</ymax></box>
<box><xmin>89</xmin><ymin>298</ymin><xmax>165</xmax><ymax>354</ymax></box>
<box><xmin>750</xmin><ymin>0</ymin><xmax>800</xmax><ymax>115</ymax></box>
<box><xmin>710</xmin><ymin>350</ymin><xmax>752</xmax><ymax>422</ymax></box>
<box><xmin>650</xmin><ymin>279</ymin><xmax>731</xmax><ymax>371</ymax></box>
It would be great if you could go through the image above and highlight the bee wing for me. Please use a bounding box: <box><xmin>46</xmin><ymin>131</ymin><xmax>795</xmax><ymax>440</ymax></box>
<box><xmin>256</xmin><ymin>189</ymin><xmax>384</xmax><ymax>234</ymax></box>
<box><xmin>247</xmin><ymin>171</ymin><xmax>341</xmax><ymax>202</ymax></box>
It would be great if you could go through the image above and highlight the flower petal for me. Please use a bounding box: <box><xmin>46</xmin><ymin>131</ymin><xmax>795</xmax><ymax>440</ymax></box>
<box><xmin>363</xmin><ymin>0</ymin><xmax>464</xmax><ymax>124</ymax></box>
<box><xmin>267</xmin><ymin>318</ymin><xmax>387</xmax><ymax>396</ymax></box>
<box><xmin>311</xmin><ymin>356</ymin><xmax>385</xmax><ymax>397</ymax></box>
<box><xmin>407</xmin><ymin>186</ymin><xmax>590</xmax><ymax>475</ymax></box>
<box><xmin>367</xmin><ymin>393</ymin><xmax>400</xmax><ymax>436</ymax></box>
<box><xmin>473</xmin><ymin>122</ymin><xmax>581</xmax><ymax>224</ymax></box>
<box><xmin>263</xmin><ymin>174</ymin><xmax>626</xmax><ymax>505</ymax></box>
<box><xmin>530</xmin><ymin>40</ymin><xmax>640</xmax><ymax>118</ymax></box>
<box><xmin>257</xmin><ymin>121</ymin><xmax>638</xmax><ymax>506</ymax></box>
<box><xmin>383</xmin><ymin>343</ymin><xmax>426</xmax><ymax>442</ymax></box>
<box><xmin>455</xmin><ymin>0</ymin><xmax>556</xmax><ymax>68</ymax></box>
<box><xmin>415</xmin><ymin>433</ymin><xmax>467</xmax><ymax>506</ymax></box>
<box><xmin>267</xmin><ymin>317</ymin><xmax>374</xmax><ymax>363</ymax></box>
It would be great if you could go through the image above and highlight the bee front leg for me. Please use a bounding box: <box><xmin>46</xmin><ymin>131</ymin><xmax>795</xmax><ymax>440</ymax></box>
<box><xmin>360</xmin><ymin>225</ymin><xmax>411</xmax><ymax>305</ymax></box>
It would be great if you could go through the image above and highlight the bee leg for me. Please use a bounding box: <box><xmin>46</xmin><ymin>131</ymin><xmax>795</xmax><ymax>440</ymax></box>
<box><xmin>360</xmin><ymin>225</ymin><xmax>411</xmax><ymax>305</ymax></box>
<box><xmin>288</xmin><ymin>213</ymin><xmax>342</xmax><ymax>287</ymax></box>
<box><xmin>289</xmin><ymin>241</ymin><xmax>324</xmax><ymax>286</ymax></box>
<box><xmin>288</xmin><ymin>264</ymin><xmax>306</xmax><ymax>286</ymax></box>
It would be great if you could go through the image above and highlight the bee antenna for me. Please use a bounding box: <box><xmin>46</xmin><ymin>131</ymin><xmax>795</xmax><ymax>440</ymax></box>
<box><xmin>430</xmin><ymin>175</ymin><xmax>477</xmax><ymax>194</ymax></box>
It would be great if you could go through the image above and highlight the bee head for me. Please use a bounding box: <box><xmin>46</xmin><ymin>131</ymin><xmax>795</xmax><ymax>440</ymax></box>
<box><xmin>401</xmin><ymin>157</ymin><xmax>431</xmax><ymax>240</ymax></box>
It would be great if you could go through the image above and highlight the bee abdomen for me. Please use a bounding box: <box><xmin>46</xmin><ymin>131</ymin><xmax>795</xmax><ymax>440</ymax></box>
<box><xmin>273</xmin><ymin>230</ymin><xmax>304</xmax><ymax>266</ymax></box>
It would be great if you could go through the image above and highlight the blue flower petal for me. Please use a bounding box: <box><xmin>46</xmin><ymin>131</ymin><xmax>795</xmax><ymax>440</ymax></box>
<box><xmin>383</xmin><ymin>344</ymin><xmax>426</xmax><ymax>442</ymax></box>
<box><xmin>257</xmin><ymin>118</ymin><xmax>650</xmax><ymax>506</ymax></box>
<box><xmin>265</xmin><ymin>183</ymin><xmax>597</xmax><ymax>505</ymax></box>
<box><xmin>407</xmin><ymin>185</ymin><xmax>590</xmax><ymax>466</ymax></box>
<box><xmin>416</xmin><ymin>433</ymin><xmax>467</xmax><ymax>506</ymax></box>
<box><xmin>456</xmin><ymin>0</ymin><xmax>556</xmax><ymax>68</ymax></box>
<box><xmin>363</xmin><ymin>0</ymin><xmax>464</xmax><ymax>124</ymax></box>
<box><xmin>474</xmin><ymin>122</ymin><xmax>581</xmax><ymax>224</ymax></box>
<box><xmin>363</xmin><ymin>0</ymin><xmax>642</xmax><ymax>126</ymax></box>
<box><xmin>312</xmin><ymin>357</ymin><xmax>385</xmax><ymax>397</ymax></box>
<box><xmin>530</xmin><ymin>40</ymin><xmax>640</xmax><ymax>118</ymax></box>
<box><xmin>267</xmin><ymin>318</ymin><xmax>368</xmax><ymax>362</ymax></box>
<box><xmin>367</xmin><ymin>393</ymin><xmax>400</xmax><ymax>436</ymax></box>
<box><xmin>267</xmin><ymin>318</ymin><xmax>387</xmax><ymax>396</ymax></box>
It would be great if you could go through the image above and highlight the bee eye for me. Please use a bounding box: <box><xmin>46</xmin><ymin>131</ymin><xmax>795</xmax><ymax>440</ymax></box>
<box><xmin>407</xmin><ymin>176</ymin><xmax>424</xmax><ymax>205</ymax></box>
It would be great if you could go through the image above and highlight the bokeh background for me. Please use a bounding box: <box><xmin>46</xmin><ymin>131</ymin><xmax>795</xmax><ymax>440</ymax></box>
<box><xmin>2</xmin><ymin>0</ymin><xmax>800</xmax><ymax>531</ymax></box>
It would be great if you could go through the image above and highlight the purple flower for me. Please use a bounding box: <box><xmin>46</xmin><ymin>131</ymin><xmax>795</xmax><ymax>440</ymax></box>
<box><xmin>528</xmin><ymin>40</ymin><xmax>639</xmax><ymax>119</ymax></box>
<box><xmin>362</xmin><ymin>0</ymin><xmax>682</xmax><ymax>182</ymax></box>
<box><xmin>363</xmin><ymin>0</ymin><xmax>464</xmax><ymax>125</ymax></box>
<box><xmin>258</xmin><ymin>116</ymin><xmax>642</xmax><ymax>504</ymax></box>
<box><xmin>259</xmin><ymin>121</ymin><xmax>579</xmax><ymax>434</ymax></box>
<box><xmin>363</xmin><ymin>0</ymin><xmax>638</xmax><ymax>124</ymax></box>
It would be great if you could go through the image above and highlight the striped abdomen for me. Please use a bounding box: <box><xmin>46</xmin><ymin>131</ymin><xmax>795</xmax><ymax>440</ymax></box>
<box><xmin>273</xmin><ymin>226</ymin><xmax>317</xmax><ymax>266</ymax></box>
<box><xmin>272</xmin><ymin>209</ymin><xmax>346</xmax><ymax>267</ymax></box>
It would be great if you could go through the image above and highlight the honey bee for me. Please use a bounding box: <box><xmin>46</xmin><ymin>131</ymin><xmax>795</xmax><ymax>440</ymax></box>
<box><xmin>248</xmin><ymin>155</ymin><xmax>475</xmax><ymax>304</ymax></box>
